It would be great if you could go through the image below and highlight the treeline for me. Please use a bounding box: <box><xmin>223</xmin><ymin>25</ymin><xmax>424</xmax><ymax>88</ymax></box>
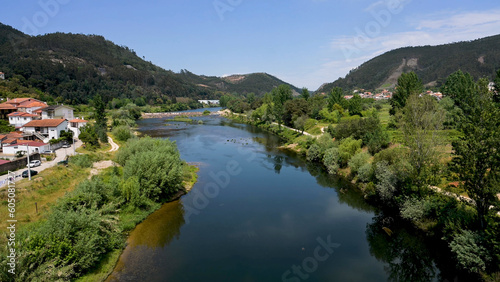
<box><xmin>0</xmin><ymin>137</ymin><xmax>193</xmax><ymax>281</ymax></box>
<box><xmin>227</xmin><ymin>69</ymin><xmax>500</xmax><ymax>279</ymax></box>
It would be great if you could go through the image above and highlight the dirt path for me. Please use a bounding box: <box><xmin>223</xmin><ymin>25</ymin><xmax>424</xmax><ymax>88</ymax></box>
<box><xmin>108</xmin><ymin>136</ymin><xmax>119</xmax><ymax>152</ymax></box>
<box><xmin>89</xmin><ymin>160</ymin><xmax>116</xmax><ymax>179</ymax></box>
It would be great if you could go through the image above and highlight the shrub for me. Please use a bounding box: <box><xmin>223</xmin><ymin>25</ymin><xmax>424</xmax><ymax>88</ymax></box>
<box><xmin>203</xmin><ymin>110</ymin><xmax>211</xmax><ymax>115</ymax></box>
<box><xmin>358</xmin><ymin>163</ymin><xmax>374</xmax><ymax>183</ymax></box>
<box><xmin>112</xmin><ymin>125</ymin><xmax>135</xmax><ymax>142</ymax></box>
<box><xmin>374</xmin><ymin>161</ymin><xmax>397</xmax><ymax>202</ymax></box>
<box><xmin>348</xmin><ymin>151</ymin><xmax>370</xmax><ymax>174</ymax></box>
<box><xmin>306</xmin><ymin>143</ymin><xmax>322</xmax><ymax>162</ymax></box>
<box><xmin>323</xmin><ymin>148</ymin><xmax>340</xmax><ymax>174</ymax></box>
<box><xmin>449</xmin><ymin>230</ymin><xmax>489</xmax><ymax>274</ymax></box>
<box><xmin>338</xmin><ymin>137</ymin><xmax>362</xmax><ymax>166</ymax></box>
<box><xmin>119</xmin><ymin>137</ymin><xmax>184</xmax><ymax>201</ymax></box>
<box><xmin>70</xmin><ymin>154</ymin><xmax>93</xmax><ymax>168</ymax></box>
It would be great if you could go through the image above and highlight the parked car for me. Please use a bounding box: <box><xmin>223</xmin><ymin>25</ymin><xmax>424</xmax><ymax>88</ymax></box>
<box><xmin>43</xmin><ymin>150</ymin><xmax>55</xmax><ymax>154</ymax></box>
<box><xmin>62</xmin><ymin>144</ymin><xmax>71</xmax><ymax>148</ymax></box>
<box><xmin>22</xmin><ymin>170</ymin><xmax>38</xmax><ymax>178</ymax></box>
<box><xmin>26</xmin><ymin>160</ymin><xmax>41</xmax><ymax>168</ymax></box>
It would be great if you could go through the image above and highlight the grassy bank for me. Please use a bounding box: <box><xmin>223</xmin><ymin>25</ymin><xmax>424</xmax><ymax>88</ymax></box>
<box><xmin>0</xmin><ymin>137</ymin><xmax>198</xmax><ymax>282</ymax></box>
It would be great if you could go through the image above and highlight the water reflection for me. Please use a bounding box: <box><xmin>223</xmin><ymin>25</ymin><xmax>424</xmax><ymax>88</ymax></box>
<box><xmin>366</xmin><ymin>213</ymin><xmax>438</xmax><ymax>282</ymax></box>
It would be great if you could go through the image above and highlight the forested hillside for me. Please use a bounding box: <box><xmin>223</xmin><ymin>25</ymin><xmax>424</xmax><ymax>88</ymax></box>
<box><xmin>319</xmin><ymin>34</ymin><xmax>500</xmax><ymax>92</ymax></box>
<box><xmin>0</xmin><ymin>23</ymin><xmax>299</xmax><ymax>105</ymax></box>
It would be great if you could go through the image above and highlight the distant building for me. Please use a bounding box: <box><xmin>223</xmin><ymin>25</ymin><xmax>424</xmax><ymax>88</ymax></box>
<box><xmin>0</xmin><ymin>72</ymin><xmax>4</xmax><ymax>80</ymax></box>
<box><xmin>40</xmin><ymin>105</ymin><xmax>74</xmax><ymax>120</ymax></box>
<box><xmin>198</xmin><ymin>100</ymin><xmax>220</xmax><ymax>105</ymax></box>
<box><xmin>68</xmin><ymin>118</ymin><xmax>88</xmax><ymax>138</ymax></box>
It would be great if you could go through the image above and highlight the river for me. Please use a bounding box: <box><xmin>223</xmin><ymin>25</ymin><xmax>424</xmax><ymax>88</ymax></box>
<box><xmin>107</xmin><ymin>111</ymin><xmax>461</xmax><ymax>281</ymax></box>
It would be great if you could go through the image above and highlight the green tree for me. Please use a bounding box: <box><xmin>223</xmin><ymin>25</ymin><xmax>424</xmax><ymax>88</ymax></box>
<box><xmin>327</xmin><ymin>87</ymin><xmax>344</xmax><ymax>111</ymax></box>
<box><xmin>272</xmin><ymin>84</ymin><xmax>292</xmax><ymax>130</ymax></box>
<box><xmin>79</xmin><ymin>124</ymin><xmax>99</xmax><ymax>148</ymax></box>
<box><xmin>399</xmin><ymin>94</ymin><xmax>444</xmax><ymax>191</ymax></box>
<box><xmin>446</xmin><ymin>72</ymin><xmax>500</xmax><ymax>229</ymax></box>
<box><xmin>246</xmin><ymin>92</ymin><xmax>256</xmax><ymax>105</ymax></box>
<box><xmin>390</xmin><ymin>72</ymin><xmax>423</xmax><ymax>115</ymax></box>
<box><xmin>0</xmin><ymin>120</ymin><xmax>15</xmax><ymax>133</ymax></box>
<box><xmin>92</xmin><ymin>94</ymin><xmax>108</xmax><ymax>143</ymax></box>
<box><xmin>301</xmin><ymin>87</ymin><xmax>310</xmax><ymax>101</ymax></box>
<box><xmin>348</xmin><ymin>94</ymin><xmax>363</xmax><ymax>116</ymax></box>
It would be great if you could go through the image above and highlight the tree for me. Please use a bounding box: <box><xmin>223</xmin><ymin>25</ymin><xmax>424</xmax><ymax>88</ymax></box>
<box><xmin>79</xmin><ymin>124</ymin><xmax>99</xmax><ymax>148</ymax></box>
<box><xmin>92</xmin><ymin>94</ymin><xmax>108</xmax><ymax>143</ymax></box>
<box><xmin>390</xmin><ymin>72</ymin><xmax>423</xmax><ymax>115</ymax></box>
<box><xmin>327</xmin><ymin>87</ymin><xmax>344</xmax><ymax>111</ymax></box>
<box><xmin>301</xmin><ymin>87</ymin><xmax>310</xmax><ymax>101</ymax></box>
<box><xmin>246</xmin><ymin>92</ymin><xmax>256</xmax><ymax>105</ymax></box>
<box><xmin>399</xmin><ymin>94</ymin><xmax>444</xmax><ymax>191</ymax></box>
<box><xmin>348</xmin><ymin>94</ymin><xmax>363</xmax><ymax>116</ymax></box>
<box><xmin>446</xmin><ymin>72</ymin><xmax>500</xmax><ymax>229</ymax></box>
<box><xmin>272</xmin><ymin>84</ymin><xmax>292</xmax><ymax>130</ymax></box>
<box><xmin>0</xmin><ymin>120</ymin><xmax>15</xmax><ymax>133</ymax></box>
<box><xmin>284</xmin><ymin>98</ymin><xmax>309</xmax><ymax>126</ymax></box>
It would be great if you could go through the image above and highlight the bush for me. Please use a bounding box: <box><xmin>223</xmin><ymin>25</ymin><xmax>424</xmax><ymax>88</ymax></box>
<box><xmin>70</xmin><ymin>154</ymin><xmax>93</xmax><ymax>168</ymax></box>
<box><xmin>449</xmin><ymin>230</ymin><xmax>489</xmax><ymax>274</ymax></box>
<box><xmin>374</xmin><ymin>161</ymin><xmax>397</xmax><ymax>202</ymax></box>
<box><xmin>358</xmin><ymin>163</ymin><xmax>374</xmax><ymax>183</ymax></box>
<box><xmin>306</xmin><ymin>143</ymin><xmax>322</xmax><ymax>162</ymax></box>
<box><xmin>338</xmin><ymin>137</ymin><xmax>362</xmax><ymax>166</ymax></box>
<box><xmin>348</xmin><ymin>151</ymin><xmax>370</xmax><ymax>174</ymax></box>
<box><xmin>118</xmin><ymin>137</ymin><xmax>184</xmax><ymax>201</ymax></box>
<box><xmin>203</xmin><ymin>110</ymin><xmax>211</xmax><ymax>115</ymax></box>
<box><xmin>331</xmin><ymin>115</ymin><xmax>389</xmax><ymax>153</ymax></box>
<box><xmin>323</xmin><ymin>148</ymin><xmax>340</xmax><ymax>174</ymax></box>
<box><xmin>112</xmin><ymin>125</ymin><xmax>135</xmax><ymax>142</ymax></box>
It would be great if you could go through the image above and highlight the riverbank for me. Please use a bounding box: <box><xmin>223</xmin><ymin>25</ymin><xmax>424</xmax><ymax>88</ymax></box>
<box><xmin>0</xmin><ymin>135</ymin><xmax>198</xmax><ymax>281</ymax></box>
<box><xmin>222</xmin><ymin>109</ymin><xmax>499</xmax><ymax>281</ymax></box>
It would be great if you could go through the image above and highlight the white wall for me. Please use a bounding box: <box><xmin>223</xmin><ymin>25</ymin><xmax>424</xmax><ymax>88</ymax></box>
<box><xmin>3</xmin><ymin>144</ymin><xmax>48</xmax><ymax>155</ymax></box>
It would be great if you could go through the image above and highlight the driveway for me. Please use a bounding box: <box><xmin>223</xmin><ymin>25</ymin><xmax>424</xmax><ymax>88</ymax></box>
<box><xmin>0</xmin><ymin>140</ymin><xmax>83</xmax><ymax>188</ymax></box>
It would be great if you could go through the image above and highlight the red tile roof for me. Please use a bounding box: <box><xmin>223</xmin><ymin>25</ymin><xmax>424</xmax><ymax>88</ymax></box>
<box><xmin>23</xmin><ymin>119</ymin><xmax>66</xmax><ymax>128</ymax></box>
<box><xmin>2</xmin><ymin>138</ymin><xmax>17</xmax><ymax>144</ymax></box>
<box><xmin>69</xmin><ymin>118</ymin><xmax>88</xmax><ymax>123</ymax></box>
<box><xmin>8</xmin><ymin>112</ymin><xmax>38</xmax><ymax>117</ymax></box>
<box><xmin>18</xmin><ymin>101</ymin><xmax>46</xmax><ymax>108</ymax></box>
<box><xmin>0</xmin><ymin>160</ymin><xmax>10</xmax><ymax>165</ymax></box>
<box><xmin>6</xmin><ymin>141</ymin><xmax>47</xmax><ymax>147</ymax></box>
<box><xmin>0</xmin><ymin>103</ymin><xmax>17</xmax><ymax>110</ymax></box>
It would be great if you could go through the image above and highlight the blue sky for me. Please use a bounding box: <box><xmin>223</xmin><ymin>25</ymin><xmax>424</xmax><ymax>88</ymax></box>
<box><xmin>1</xmin><ymin>0</ymin><xmax>500</xmax><ymax>90</ymax></box>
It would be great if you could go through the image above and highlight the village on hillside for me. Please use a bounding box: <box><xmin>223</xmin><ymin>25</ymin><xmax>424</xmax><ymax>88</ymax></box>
<box><xmin>0</xmin><ymin>96</ymin><xmax>88</xmax><ymax>172</ymax></box>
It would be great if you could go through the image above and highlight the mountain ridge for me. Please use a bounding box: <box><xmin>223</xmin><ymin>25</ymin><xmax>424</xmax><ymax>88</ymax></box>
<box><xmin>318</xmin><ymin>34</ymin><xmax>500</xmax><ymax>93</ymax></box>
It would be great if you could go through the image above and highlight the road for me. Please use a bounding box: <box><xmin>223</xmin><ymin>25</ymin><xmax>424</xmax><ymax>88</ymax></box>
<box><xmin>0</xmin><ymin>140</ymin><xmax>83</xmax><ymax>188</ymax></box>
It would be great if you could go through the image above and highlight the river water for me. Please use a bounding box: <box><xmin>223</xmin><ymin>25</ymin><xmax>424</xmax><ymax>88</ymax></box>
<box><xmin>107</xmin><ymin>112</ymin><xmax>461</xmax><ymax>281</ymax></box>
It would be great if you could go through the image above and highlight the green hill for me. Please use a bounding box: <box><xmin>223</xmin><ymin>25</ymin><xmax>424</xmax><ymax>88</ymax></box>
<box><xmin>318</xmin><ymin>34</ymin><xmax>500</xmax><ymax>93</ymax></box>
<box><xmin>0</xmin><ymin>23</ymin><xmax>299</xmax><ymax>105</ymax></box>
<box><xmin>179</xmin><ymin>70</ymin><xmax>300</xmax><ymax>96</ymax></box>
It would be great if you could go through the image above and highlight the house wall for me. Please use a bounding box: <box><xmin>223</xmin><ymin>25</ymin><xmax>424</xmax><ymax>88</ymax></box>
<box><xmin>69</xmin><ymin>122</ymin><xmax>87</xmax><ymax>138</ymax></box>
<box><xmin>3</xmin><ymin>144</ymin><xmax>48</xmax><ymax>155</ymax></box>
<box><xmin>56</xmin><ymin>107</ymin><xmax>74</xmax><ymax>120</ymax></box>
<box><xmin>49</xmin><ymin>120</ymin><xmax>68</xmax><ymax>140</ymax></box>
<box><xmin>9</xmin><ymin>116</ymin><xmax>34</xmax><ymax>128</ymax></box>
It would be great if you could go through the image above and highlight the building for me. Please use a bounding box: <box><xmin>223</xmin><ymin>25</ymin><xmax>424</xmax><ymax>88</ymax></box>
<box><xmin>0</xmin><ymin>103</ymin><xmax>17</xmax><ymax>119</ymax></box>
<box><xmin>0</xmin><ymin>72</ymin><xmax>4</xmax><ymax>80</ymax></box>
<box><xmin>17</xmin><ymin>101</ymin><xmax>47</xmax><ymax>114</ymax></box>
<box><xmin>68</xmin><ymin>118</ymin><xmax>88</xmax><ymax>138</ymax></box>
<box><xmin>198</xmin><ymin>100</ymin><xmax>220</xmax><ymax>105</ymax></box>
<box><xmin>8</xmin><ymin>112</ymin><xmax>40</xmax><ymax>129</ymax></box>
<box><xmin>40</xmin><ymin>105</ymin><xmax>74</xmax><ymax>120</ymax></box>
<box><xmin>22</xmin><ymin>119</ymin><xmax>68</xmax><ymax>141</ymax></box>
<box><xmin>3</xmin><ymin>141</ymin><xmax>50</xmax><ymax>156</ymax></box>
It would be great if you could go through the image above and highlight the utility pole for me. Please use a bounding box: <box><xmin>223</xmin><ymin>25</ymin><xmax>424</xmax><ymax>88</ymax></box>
<box><xmin>26</xmin><ymin>143</ymin><xmax>31</xmax><ymax>180</ymax></box>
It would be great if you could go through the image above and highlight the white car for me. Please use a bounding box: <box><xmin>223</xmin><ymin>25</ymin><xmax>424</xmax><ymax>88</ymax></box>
<box><xmin>27</xmin><ymin>160</ymin><xmax>41</xmax><ymax>168</ymax></box>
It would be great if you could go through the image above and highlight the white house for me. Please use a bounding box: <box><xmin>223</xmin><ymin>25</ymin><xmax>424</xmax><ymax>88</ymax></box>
<box><xmin>17</xmin><ymin>101</ymin><xmax>47</xmax><ymax>114</ymax></box>
<box><xmin>0</xmin><ymin>72</ymin><xmax>5</xmax><ymax>80</ymax></box>
<box><xmin>22</xmin><ymin>119</ymin><xmax>68</xmax><ymax>142</ymax></box>
<box><xmin>68</xmin><ymin>118</ymin><xmax>88</xmax><ymax>138</ymax></box>
<box><xmin>3</xmin><ymin>141</ymin><xmax>50</xmax><ymax>156</ymax></box>
<box><xmin>8</xmin><ymin>112</ymin><xmax>40</xmax><ymax>129</ymax></box>
<box><xmin>41</xmin><ymin>105</ymin><xmax>74</xmax><ymax>120</ymax></box>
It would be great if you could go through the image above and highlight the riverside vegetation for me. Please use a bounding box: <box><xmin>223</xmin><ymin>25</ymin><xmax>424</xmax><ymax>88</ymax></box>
<box><xmin>0</xmin><ymin>127</ymin><xmax>197</xmax><ymax>281</ymax></box>
<box><xmin>223</xmin><ymin>70</ymin><xmax>500</xmax><ymax>280</ymax></box>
